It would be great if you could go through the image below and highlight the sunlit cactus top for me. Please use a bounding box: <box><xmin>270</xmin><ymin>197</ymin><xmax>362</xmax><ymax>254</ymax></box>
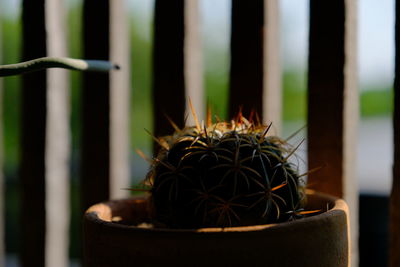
<box><xmin>145</xmin><ymin>112</ymin><xmax>306</xmax><ymax>229</ymax></box>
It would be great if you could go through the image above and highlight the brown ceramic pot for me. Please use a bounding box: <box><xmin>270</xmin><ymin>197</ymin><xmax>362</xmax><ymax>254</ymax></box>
<box><xmin>83</xmin><ymin>191</ymin><xmax>349</xmax><ymax>267</ymax></box>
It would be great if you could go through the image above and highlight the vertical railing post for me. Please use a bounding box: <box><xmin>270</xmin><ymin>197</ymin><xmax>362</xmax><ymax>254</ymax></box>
<box><xmin>307</xmin><ymin>0</ymin><xmax>358</xmax><ymax>265</ymax></box>
<box><xmin>110</xmin><ymin>0</ymin><xmax>131</xmax><ymax>199</ymax></box>
<box><xmin>263</xmin><ymin>0</ymin><xmax>281</xmax><ymax>131</ymax></box>
<box><xmin>45</xmin><ymin>0</ymin><xmax>70</xmax><ymax>267</ymax></box>
<box><xmin>153</xmin><ymin>0</ymin><xmax>204</xmax><ymax>138</ymax></box>
<box><xmin>153</xmin><ymin>0</ymin><xmax>186</xmax><ymax>138</ymax></box>
<box><xmin>229</xmin><ymin>0</ymin><xmax>281</xmax><ymax>131</ymax></box>
<box><xmin>21</xmin><ymin>1</ymin><xmax>47</xmax><ymax>266</ymax></box>
<box><xmin>184</xmin><ymin>0</ymin><xmax>204</xmax><ymax>125</ymax></box>
<box><xmin>0</xmin><ymin>15</ymin><xmax>4</xmax><ymax>267</ymax></box>
<box><xmin>229</xmin><ymin>0</ymin><xmax>264</xmax><ymax>119</ymax></box>
<box><xmin>81</xmin><ymin>0</ymin><xmax>110</xmax><ymax>211</ymax></box>
<box><xmin>391</xmin><ymin>1</ymin><xmax>400</xmax><ymax>266</ymax></box>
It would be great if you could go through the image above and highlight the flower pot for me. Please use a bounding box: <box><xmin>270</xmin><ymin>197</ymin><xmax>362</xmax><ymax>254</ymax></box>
<box><xmin>83</xmin><ymin>191</ymin><xmax>349</xmax><ymax>267</ymax></box>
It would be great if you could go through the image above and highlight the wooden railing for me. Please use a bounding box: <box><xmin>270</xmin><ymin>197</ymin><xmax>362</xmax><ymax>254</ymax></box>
<box><xmin>1</xmin><ymin>0</ymin><xmax>399</xmax><ymax>266</ymax></box>
<box><xmin>308</xmin><ymin>0</ymin><xmax>358</xmax><ymax>265</ymax></box>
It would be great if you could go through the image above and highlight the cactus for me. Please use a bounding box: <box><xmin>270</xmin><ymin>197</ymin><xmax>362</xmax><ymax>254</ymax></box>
<box><xmin>146</xmin><ymin>114</ymin><xmax>306</xmax><ymax>229</ymax></box>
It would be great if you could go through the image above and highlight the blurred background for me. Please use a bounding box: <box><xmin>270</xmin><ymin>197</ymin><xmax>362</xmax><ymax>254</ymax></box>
<box><xmin>0</xmin><ymin>0</ymin><xmax>394</xmax><ymax>265</ymax></box>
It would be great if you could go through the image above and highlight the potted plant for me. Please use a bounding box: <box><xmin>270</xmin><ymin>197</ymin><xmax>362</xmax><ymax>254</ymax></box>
<box><xmin>84</xmin><ymin>112</ymin><xmax>350</xmax><ymax>267</ymax></box>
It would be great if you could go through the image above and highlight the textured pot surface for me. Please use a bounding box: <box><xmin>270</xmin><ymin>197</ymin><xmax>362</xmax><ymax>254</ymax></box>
<box><xmin>84</xmin><ymin>192</ymin><xmax>349</xmax><ymax>267</ymax></box>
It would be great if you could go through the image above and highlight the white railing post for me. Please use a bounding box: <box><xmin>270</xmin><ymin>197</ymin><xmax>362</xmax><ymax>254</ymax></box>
<box><xmin>263</xmin><ymin>0</ymin><xmax>281</xmax><ymax>133</ymax></box>
<box><xmin>45</xmin><ymin>0</ymin><xmax>70</xmax><ymax>266</ymax></box>
<box><xmin>344</xmin><ymin>2</ymin><xmax>359</xmax><ymax>265</ymax></box>
<box><xmin>184</xmin><ymin>0</ymin><xmax>204</xmax><ymax>124</ymax></box>
<box><xmin>110</xmin><ymin>0</ymin><xmax>131</xmax><ymax>198</ymax></box>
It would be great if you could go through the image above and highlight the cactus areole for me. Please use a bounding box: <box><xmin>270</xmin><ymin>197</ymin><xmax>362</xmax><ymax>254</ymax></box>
<box><xmin>146</xmin><ymin>115</ymin><xmax>306</xmax><ymax>229</ymax></box>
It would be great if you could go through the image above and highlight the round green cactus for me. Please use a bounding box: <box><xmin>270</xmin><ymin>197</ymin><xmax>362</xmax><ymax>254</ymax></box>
<box><xmin>146</xmin><ymin>115</ymin><xmax>306</xmax><ymax>228</ymax></box>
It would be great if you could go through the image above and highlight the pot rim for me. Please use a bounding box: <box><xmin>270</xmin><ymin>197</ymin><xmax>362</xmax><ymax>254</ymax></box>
<box><xmin>84</xmin><ymin>189</ymin><xmax>348</xmax><ymax>234</ymax></box>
